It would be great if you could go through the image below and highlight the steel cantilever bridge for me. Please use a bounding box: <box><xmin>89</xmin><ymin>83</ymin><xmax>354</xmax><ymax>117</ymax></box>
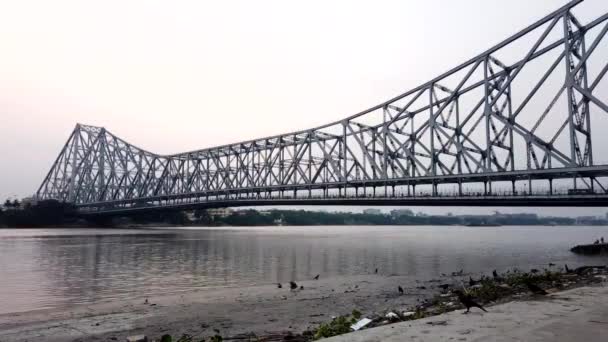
<box><xmin>37</xmin><ymin>0</ymin><xmax>608</xmax><ymax>215</ymax></box>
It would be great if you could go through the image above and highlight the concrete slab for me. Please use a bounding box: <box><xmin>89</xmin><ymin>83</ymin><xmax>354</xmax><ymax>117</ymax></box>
<box><xmin>323</xmin><ymin>285</ymin><xmax>608</xmax><ymax>342</ymax></box>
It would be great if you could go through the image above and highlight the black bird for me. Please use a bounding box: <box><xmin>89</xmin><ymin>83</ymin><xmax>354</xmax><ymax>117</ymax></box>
<box><xmin>289</xmin><ymin>281</ymin><xmax>298</xmax><ymax>290</ymax></box>
<box><xmin>144</xmin><ymin>298</ymin><xmax>149</xmax><ymax>304</ymax></box>
<box><xmin>452</xmin><ymin>269</ymin><xmax>464</xmax><ymax>276</ymax></box>
<box><xmin>398</xmin><ymin>286</ymin><xmax>404</xmax><ymax>294</ymax></box>
<box><xmin>277</xmin><ymin>283</ymin><xmax>282</xmax><ymax>289</ymax></box>
<box><xmin>313</xmin><ymin>274</ymin><xmax>319</xmax><ymax>280</ymax></box>
<box><xmin>492</xmin><ymin>270</ymin><xmax>499</xmax><ymax>279</ymax></box>
<box><xmin>525</xmin><ymin>281</ymin><xmax>548</xmax><ymax>295</ymax></box>
<box><xmin>300</xmin><ymin>285</ymin><xmax>304</xmax><ymax>290</ymax></box>
<box><xmin>530</xmin><ymin>268</ymin><xmax>539</xmax><ymax>274</ymax></box>
<box><xmin>452</xmin><ymin>290</ymin><xmax>487</xmax><ymax>313</ymax></box>
<box><xmin>548</xmin><ymin>263</ymin><xmax>556</xmax><ymax>267</ymax></box>
<box><xmin>469</xmin><ymin>276</ymin><xmax>477</xmax><ymax>287</ymax></box>
<box><xmin>375</xmin><ymin>268</ymin><xmax>378</xmax><ymax>274</ymax></box>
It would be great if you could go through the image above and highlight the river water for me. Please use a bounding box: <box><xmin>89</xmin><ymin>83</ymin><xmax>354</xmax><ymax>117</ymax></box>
<box><xmin>1</xmin><ymin>225</ymin><xmax>607</xmax><ymax>314</ymax></box>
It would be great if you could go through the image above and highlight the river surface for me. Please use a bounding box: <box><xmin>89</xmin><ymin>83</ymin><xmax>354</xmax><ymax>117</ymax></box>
<box><xmin>1</xmin><ymin>225</ymin><xmax>607</xmax><ymax>314</ymax></box>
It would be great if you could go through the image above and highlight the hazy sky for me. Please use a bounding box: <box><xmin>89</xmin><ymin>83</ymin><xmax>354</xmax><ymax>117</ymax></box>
<box><xmin>1</xmin><ymin>0</ymin><xmax>607</xmax><ymax>216</ymax></box>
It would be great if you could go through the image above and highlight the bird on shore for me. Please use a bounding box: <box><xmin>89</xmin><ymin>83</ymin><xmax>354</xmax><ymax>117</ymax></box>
<box><xmin>530</xmin><ymin>268</ymin><xmax>539</xmax><ymax>274</ymax></box>
<box><xmin>525</xmin><ymin>281</ymin><xmax>548</xmax><ymax>295</ymax></box>
<box><xmin>300</xmin><ymin>285</ymin><xmax>304</xmax><ymax>290</ymax></box>
<box><xmin>492</xmin><ymin>270</ymin><xmax>499</xmax><ymax>279</ymax></box>
<box><xmin>469</xmin><ymin>276</ymin><xmax>477</xmax><ymax>287</ymax></box>
<box><xmin>289</xmin><ymin>281</ymin><xmax>298</xmax><ymax>290</ymax></box>
<box><xmin>452</xmin><ymin>290</ymin><xmax>487</xmax><ymax>313</ymax></box>
<box><xmin>375</xmin><ymin>268</ymin><xmax>378</xmax><ymax>274</ymax></box>
<box><xmin>277</xmin><ymin>283</ymin><xmax>282</xmax><ymax>289</ymax></box>
<box><xmin>144</xmin><ymin>298</ymin><xmax>149</xmax><ymax>304</ymax></box>
<box><xmin>398</xmin><ymin>286</ymin><xmax>404</xmax><ymax>295</ymax></box>
<box><xmin>548</xmin><ymin>263</ymin><xmax>556</xmax><ymax>267</ymax></box>
<box><xmin>313</xmin><ymin>274</ymin><xmax>319</xmax><ymax>280</ymax></box>
<box><xmin>452</xmin><ymin>269</ymin><xmax>464</xmax><ymax>276</ymax></box>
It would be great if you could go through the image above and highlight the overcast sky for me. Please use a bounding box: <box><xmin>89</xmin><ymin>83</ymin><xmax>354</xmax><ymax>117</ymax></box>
<box><xmin>1</xmin><ymin>0</ymin><xmax>607</xmax><ymax>216</ymax></box>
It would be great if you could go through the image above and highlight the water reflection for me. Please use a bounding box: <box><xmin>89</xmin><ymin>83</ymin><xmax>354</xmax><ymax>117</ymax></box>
<box><xmin>1</xmin><ymin>226</ymin><xmax>607</xmax><ymax>314</ymax></box>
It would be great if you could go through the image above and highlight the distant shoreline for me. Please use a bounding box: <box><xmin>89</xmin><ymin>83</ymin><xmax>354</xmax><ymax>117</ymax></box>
<box><xmin>2</xmin><ymin>201</ymin><xmax>608</xmax><ymax>228</ymax></box>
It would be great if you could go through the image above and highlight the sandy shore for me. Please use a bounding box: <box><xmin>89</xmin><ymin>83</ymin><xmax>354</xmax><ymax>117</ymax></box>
<box><xmin>1</xmin><ymin>270</ymin><xmax>605</xmax><ymax>342</ymax></box>
<box><xmin>325</xmin><ymin>285</ymin><xmax>608</xmax><ymax>342</ymax></box>
<box><xmin>0</xmin><ymin>273</ymin><xmax>444</xmax><ymax>341</ymax></box>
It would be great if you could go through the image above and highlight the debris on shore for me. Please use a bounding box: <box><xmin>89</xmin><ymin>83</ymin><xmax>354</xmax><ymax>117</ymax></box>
<box><xmin>121</xmin><ymin>266</ymin><xmax>607</xmax><ymax>342</ymax></box>
<box><xmin>570</xmin><ymin>243</ymin><xmax>608</xmax><ymax>255</ymax></box>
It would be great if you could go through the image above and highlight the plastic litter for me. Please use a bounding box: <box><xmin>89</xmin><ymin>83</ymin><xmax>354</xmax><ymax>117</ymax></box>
<box><xmin>351</xmin><ymin>317</ymin><xmax>372</xmax><ymax>331</ymax></box>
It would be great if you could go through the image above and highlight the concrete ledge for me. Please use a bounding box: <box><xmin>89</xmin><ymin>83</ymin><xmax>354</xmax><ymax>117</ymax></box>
<box><xmin>323</xmin><ymin>285</ymin><xmax>608</xmax><ymax>342</ymax></box>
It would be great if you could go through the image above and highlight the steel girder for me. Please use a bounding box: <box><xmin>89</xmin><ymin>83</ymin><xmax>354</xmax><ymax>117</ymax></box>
<box><xmin>36</xmin><ymin>0</ymin><xmax>608</xmax><ymax>211</ymax></box>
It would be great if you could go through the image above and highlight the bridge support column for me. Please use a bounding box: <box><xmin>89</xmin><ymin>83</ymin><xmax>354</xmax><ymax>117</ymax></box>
<box><xmin>412</xmin><ymin>184</ymin><xmax>416</xmax><ymax>196</ymax></box>
<box><xmin>458</xmin><ymin>181</ymin><xmax>462</xmax><ymax>196</ymax></box>
<box><xmin>549</xmin><ymin>179</ymin><xmax>553</xmax><ymax>195</ymax></box>
<box><xmin>512</xmin><ymin>180</ymin><xmax>516</xmax><ymax>195</ymax></box>
<box><xmin>392</xmin><ymin>185</ymin><xmax>395</xmax><ymax>197</ymax></box>
<box><xmin>484</xmin><ymin>181</ymin><xmax>487</xmax><ymax>195</ymax></box>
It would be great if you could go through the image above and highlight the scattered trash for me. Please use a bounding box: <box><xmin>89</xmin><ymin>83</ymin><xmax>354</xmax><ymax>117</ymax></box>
<box><xmin>385</xmin><ymin>312</ymin><xmax>399</xmax><ymax>319</ymax></box>
<box><xmin>385</xmin><ymin>312</ymin><xmax>400</xmax><ymax>322</ymax></box>
<box><xmin>402</xmin><ymin>311</ymin><xmax>416</xmax><ymax>317</ymax></box>
<box><xmin>126</xmin><ymin>335</ymin><xmax>148</xmax><ymax>342</ymax></box>
<box><xmin>351</xmin><ymin>317</ymin><xmax>372</xmax><ymax>331</ymax></box>
<box><xmin>426</xmin><ymin>320</ymin><xmax>448</xmax><ymax>326</ymax></box>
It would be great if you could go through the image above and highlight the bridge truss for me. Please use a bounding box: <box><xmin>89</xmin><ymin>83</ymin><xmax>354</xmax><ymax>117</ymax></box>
<box><xmin>37</xmin><ymin>0</ymin><xmax>608</xmax><ymax>214</ymax></box>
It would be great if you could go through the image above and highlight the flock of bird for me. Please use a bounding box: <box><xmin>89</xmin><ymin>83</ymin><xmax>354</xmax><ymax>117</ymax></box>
<box><xmin>274</xmin><ymin>266</ymin><xmax>552</xmax><ymax>314</ymax></box>
<box><xmin>276</xmin><ymin>274</ymin><xmax>321</xmax><ymax>291</ymax></box>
